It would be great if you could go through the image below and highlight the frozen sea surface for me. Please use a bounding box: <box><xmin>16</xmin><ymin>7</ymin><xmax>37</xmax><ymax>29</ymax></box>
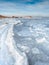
<box><xmin>0</xmin><ymin>18</ymin><xmax>49</xmax><ymax>65</ymax></box>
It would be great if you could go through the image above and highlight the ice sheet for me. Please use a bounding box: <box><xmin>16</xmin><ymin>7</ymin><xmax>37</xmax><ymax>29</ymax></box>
<box><xmin>0</xmin><ymin>18</ymin><xmax>49</xmax><ymax>65</ymax></box>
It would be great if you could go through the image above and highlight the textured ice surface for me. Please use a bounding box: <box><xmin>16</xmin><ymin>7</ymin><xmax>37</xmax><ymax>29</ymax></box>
<box><xmin>0</xmin><ymin>18</ymin><xmax>49</xmax><ymax>65</ymax></box>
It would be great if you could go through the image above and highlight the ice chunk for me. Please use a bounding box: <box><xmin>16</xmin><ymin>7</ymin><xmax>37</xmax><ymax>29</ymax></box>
<box><xmin>35</xmin><ymin>61</ymin><xmax>49</xmax><ymax>65</ymax></box>
<box><xmin>17</xmin><ymin>44</ymin><xmax>30</xmax><ymax>53</ymax></box>
<box><xmin>32</xmin><ymin>48</ymin><xmax>40</xmax><ymax>54</ymax></box>
<box><xmin>36</xmin><ymin>37</ymin><xmax>46</xmax><ymax>43</ymax></box>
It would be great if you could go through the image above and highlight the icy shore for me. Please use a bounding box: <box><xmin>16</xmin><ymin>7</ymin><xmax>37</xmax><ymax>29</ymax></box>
<box><xmin>0</xmin><ymin>18</ymin><xmax>49</xmax><ymax>65</ymax></box>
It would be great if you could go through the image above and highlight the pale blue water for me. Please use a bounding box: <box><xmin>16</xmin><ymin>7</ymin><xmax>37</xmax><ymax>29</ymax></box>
<box><xmin>0</xmin><ymin>18</ymin><xmax>49</xmax><ymax>65</ymax></box>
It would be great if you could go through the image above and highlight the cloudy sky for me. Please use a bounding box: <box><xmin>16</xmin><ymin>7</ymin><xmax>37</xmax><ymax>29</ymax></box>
<box><xmin>0</xmin><ymin>0</ymin><xmax>49</xmax><ymax>16</ymax></box>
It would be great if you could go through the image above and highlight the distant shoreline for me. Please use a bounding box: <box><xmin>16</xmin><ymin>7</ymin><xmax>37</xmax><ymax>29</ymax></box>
<box><xmin>0</xmin><ymin>15</ymin><xmax>32</xmax><ymax>19</ymax></box>
<box><xmin>0</xmin><ymin>15</ymin><xmax>49</xmax><ymax>19</ymax></box>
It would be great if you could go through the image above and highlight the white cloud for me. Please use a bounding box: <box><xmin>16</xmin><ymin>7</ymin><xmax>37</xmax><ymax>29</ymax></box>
<box><xmin>0</xmin><ymin>1</ymin><xmax>49</xmax><ymax>16</ymax></box>
<box><xmin>0</xmin><ymin>2</ymin><xmax>17</xmax><ymax>10</ymax></box>
<box><xmin>25</xmin><ymin>1</ymin><xmax>49</xmax><ymax>16</ymax></box>
<box><xmin>0</xmin><ymin>2</ymin><xmax>25</xmax><ymax>16</ymax></box>
<box><xmin>26</xmin><ymin>1</ymin><xmax>49</xmax><ymax>9</ymax></box>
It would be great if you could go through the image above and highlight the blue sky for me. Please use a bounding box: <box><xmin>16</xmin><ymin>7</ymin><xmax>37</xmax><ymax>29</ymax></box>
<box><xmin>0</xmin><ymin>0</ymin><xmax>49</xmax><ymax>16</ymax></box>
